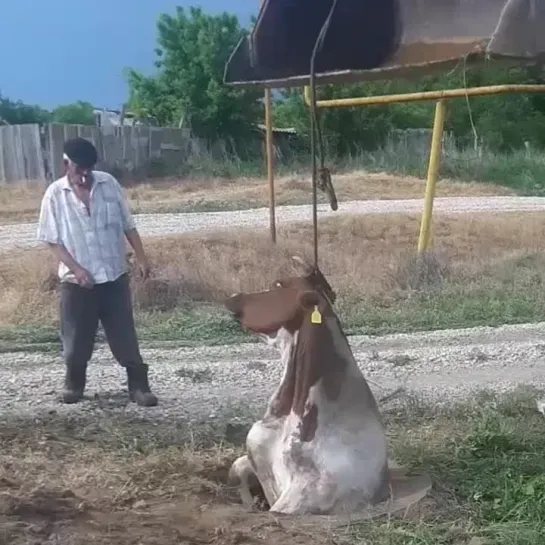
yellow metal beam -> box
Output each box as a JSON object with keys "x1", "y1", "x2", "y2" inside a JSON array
[
  {"x1": 303, "y1": 84, "x2": 545, "y2": 108},
  {"x1": 417, "y1": 100, "x2": 447, "y2": 254},
  {"x1": 264, "y1": 89, "x2": 276, "y2": 243}
]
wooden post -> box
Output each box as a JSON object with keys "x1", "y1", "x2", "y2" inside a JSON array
[
  {"x1": 260, "y1": 0, "x2": 276, "y2": 243},
  {"x1": 264, "y1": 88, "x2": 276, "y2": 243}
]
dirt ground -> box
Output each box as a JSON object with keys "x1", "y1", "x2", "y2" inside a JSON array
[
  {"x1": 0, "y1": 368, "x2": 450, "y2": 545},
  {"x1": 0, "y1": 416, "x2": 342, "y2": 545},
  {"x1": 2, "y1": 380, "x2": 449, "y2": 545},
  {"x1": 0, "y1": 171, "x2": 511, "y2": 225}
]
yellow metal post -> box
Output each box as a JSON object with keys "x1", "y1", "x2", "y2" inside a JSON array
[
  {"x1": 264, "y1": 88, "x2": 276, "y2": 243},
  {"x1": 417, "y1": 99, "x2": 447, "y2": 253}
]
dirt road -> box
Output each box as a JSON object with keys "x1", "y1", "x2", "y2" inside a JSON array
[
  {"x1": 2, "y1": 321, "x2": 545, "y2": 426},
  {"x1": 1, "y1": 195, "x2": 545, "y2": 252}
]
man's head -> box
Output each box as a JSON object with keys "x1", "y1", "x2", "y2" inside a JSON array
[{"x1": 63, "y1": 137, "x2": 98, "y2": 187}]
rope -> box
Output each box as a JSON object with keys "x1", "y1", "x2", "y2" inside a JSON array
[{"x1": 308, "y1": 0, "x2": 340, "y2": 271}]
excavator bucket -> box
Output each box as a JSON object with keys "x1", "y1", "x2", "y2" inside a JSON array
[{"x1": 224, "y1": 0, "x2": 545, "y2": 88}]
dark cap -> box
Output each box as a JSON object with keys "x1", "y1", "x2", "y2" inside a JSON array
[{"x1": 63, "y1": 137, "x2": 98, "y2": 169}]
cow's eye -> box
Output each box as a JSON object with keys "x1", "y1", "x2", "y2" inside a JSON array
[{"x1": 275, "y1": 281, "x2": 282, "y2": 287}]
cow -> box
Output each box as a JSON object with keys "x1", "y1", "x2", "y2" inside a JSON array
[{"x1": 224, "y1": 257, "x2": 391, "y2": 516}]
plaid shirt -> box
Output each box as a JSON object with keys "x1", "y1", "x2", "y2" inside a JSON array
[{"x1": 37, "y1": 170, "x2": 136, "y2": 284}]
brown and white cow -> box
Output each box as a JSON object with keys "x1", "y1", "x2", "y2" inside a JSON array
[{"x1": 224, "y1": 259, "x2": 391, "y2": 515}]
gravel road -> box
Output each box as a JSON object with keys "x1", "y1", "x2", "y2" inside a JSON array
[
  {"x1": 2, "y1": 321, "x2": 545, "y2": 426},
  {"x1": 2, "y1": 195, "x2": 545, "y2": 252}
]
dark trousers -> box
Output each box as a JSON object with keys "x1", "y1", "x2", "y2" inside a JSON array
[{"x1": 60, "y1": 273, "x2": 144, "y2": 374}]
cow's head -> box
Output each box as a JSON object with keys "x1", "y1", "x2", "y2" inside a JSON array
[
  {"x1": 225, "y1": 256, "x2": 336, "y2": 344},
  {"x1": 226, "y1": 257, "x2": 350, "y2": 431}
]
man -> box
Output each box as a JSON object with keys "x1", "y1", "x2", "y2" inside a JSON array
[{"x1": 37, "y1": 137, "x2": 158, "y2": 407}]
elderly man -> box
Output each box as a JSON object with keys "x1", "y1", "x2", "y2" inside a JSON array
[{"x1": 37, "y1": 137, "x2": 158, "y2": 407}]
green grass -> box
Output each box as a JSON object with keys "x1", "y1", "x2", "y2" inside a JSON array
[
  {"x1": 2, "y1": 287, "x2": 544, "y2": 354},
  {"x1": 134, "y1": 304, "x2": 253, "y2": 344},
  {"x1": 0, "y1": 306, "x2": 255, "y2": 354},
  {"x1": 348, "y1": 388, "x2": 545, "y2": 545},
  {"x1": 352, "y1": 147, "x2": 545, "y2": 196},
  {"x1": 3, "y1": 268, "x2": 545, "y2": 353},
  {"x1": 341, "y1": 287, "x2": 545, "y2": 336}
]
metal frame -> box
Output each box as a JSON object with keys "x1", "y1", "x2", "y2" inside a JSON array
[{"x1": 260, "y1": 83, "x2": 545, "y2": 250}]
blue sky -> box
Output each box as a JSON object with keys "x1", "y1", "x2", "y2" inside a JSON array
[{"x1": 0, "y1": 0, "x2": 252, "y2": 111}]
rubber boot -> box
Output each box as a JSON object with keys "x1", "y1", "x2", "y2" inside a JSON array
[
  {"x1": 62, "y1": 362, "x2": 87, "y2": 404},
  {"x1": 127, "y1": 364, "x2": 158, "y2": 407}
]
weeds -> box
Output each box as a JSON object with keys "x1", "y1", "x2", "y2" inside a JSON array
[{"x1": 349, "y1": 388, "x2": 545, "y2": 544}]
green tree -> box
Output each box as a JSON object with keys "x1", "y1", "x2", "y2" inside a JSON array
[
  {"x1": 274, "y1": 64, "x2": 545, "y2": 155},
  {"x1": 0, "y1": 92, "x2": 51, "y2": 124},
  {"x1": 127, "y1": 6, "x2": 262, "y2": 148},
  {"x1": 51, "y1": 101, "x2": 95, "y2": 125}
]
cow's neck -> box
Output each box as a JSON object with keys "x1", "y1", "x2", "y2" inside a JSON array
[
  {"x1": 267, "y1": 329, "x2": 298, "y2": 417},
  {"x1": 269, "y1": 311, "x2": 353, "y2": 420}
]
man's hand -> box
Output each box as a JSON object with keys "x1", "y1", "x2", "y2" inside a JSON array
[
  {"x1": 125, "y1": 228, "x2": 150, "y2": 281},
  {"x1": 46, "y1": 243, "x2": 94, "y2": 288},
  {"x1": 74, "y1": 265, "x2": 94, "y2": 289},
  {"x1": 137, "y1": 256, "x2": 151, "y2": 281}
]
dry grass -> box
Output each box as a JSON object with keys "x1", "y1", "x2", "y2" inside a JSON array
[
  {"x1": 1, "y1": 211, "x2": 544, "y2": 331},
  {"x1": 0, "y1": 179, "x2": 49, "y2": 225},
  {"x1": 0, "y1": 171, "x2": 511, "y2": 225},
  {"x1": 126, "y1": 171, "x2": 510, "y2": 214}
]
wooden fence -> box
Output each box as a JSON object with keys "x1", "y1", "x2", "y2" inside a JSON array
[{"x1": 0, "y1": 123, "x2": 196, "y2": 184}]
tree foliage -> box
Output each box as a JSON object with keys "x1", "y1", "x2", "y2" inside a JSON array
[
  {"x1": 127, "y1": 6, "x2": 262, "y2": 147},
  {"x1": 51, "y1": 101, "x2": 95, "y2": 125},
  {"x1": 125, "y1": 4, "x2": 545, "y2": 155},
  {"x1": 274, "y1": 65, "x2": 545, "y2": 155},
  {"x1": 0, "y1": 94, "x2": 95, "y2": 126},
  {"x1": 0, "y1": 93, "x2": 50, "y2": 125}
]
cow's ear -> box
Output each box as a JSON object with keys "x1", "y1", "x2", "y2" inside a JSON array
[
  {"x1": 292, "y1": 255, "x2": 313, "y2": 275},
  {"x1": 298, "y1": 290, "x2": 320, "y2": 310},
  {"x1": 225, "y1": 293, "x2": 244, "y2": 314}
]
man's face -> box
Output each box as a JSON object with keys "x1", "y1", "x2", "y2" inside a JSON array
[{"x1": 65, "y1": 160, "x2": 93, "y2": 187}]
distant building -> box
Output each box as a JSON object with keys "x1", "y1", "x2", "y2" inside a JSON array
[{"x1": 92, "y1": 107, "x2": 139, "y2": 128}]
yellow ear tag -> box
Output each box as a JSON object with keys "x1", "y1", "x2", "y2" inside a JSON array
[{"x1": 311, "y1": 306, "x2": 322, "y2": 324}]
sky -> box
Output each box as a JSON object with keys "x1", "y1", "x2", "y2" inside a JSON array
[{"x1": 0, "y1": 0, "x2": 252, "y2": 111}]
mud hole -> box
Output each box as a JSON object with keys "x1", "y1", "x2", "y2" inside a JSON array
[{"x1": 0, "y1": 416, "x2": 340, "y2": 545}]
